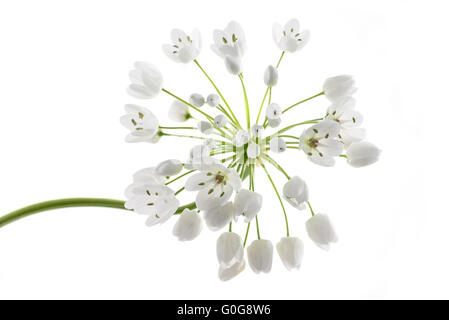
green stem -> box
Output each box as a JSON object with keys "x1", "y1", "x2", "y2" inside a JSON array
[
  {"x1": 243, "y1": 222, "x2": 251, "y2": 247},
  {"x1": 256, "y1": 87, "x2": 270, "y2": 124},
  {"x1": 261, "y1": 164, "x2": 290, "y2": 237},
  {"x1": 193, "y1": 59, "x2": 242, "y2": 129},
  {"x1": 0, "y1": 198, "x2": 197, "y2": 229},
  {"x1": 263, "y1": 154, "x2": 291, "y2": 180},
  {"x1": 162, "y1": 88, "x2": 213, "y2": 121},
  {"x1": 166, "y1": 170, "x2": 196, "y2": 185},
  {"x1": 307, "y1": 201, "x2": 315, "y2": 216},
  {"x1": 162, "y1": 133, "x2": 205, "y2": 140},
  {"x1": 159, "y1": 126, "x2": 196, "y2": 130},
  {"x1": 238, "y1": 73, "x2": 251, "y2": 130},
  {"x1": 282, "y1": 91, "x2": 325, "y2": 114},
  {"x1": 276, "y1": 51, "x2": 285, "y2": 68},
  {"x1": 269, "y1": 118, "x2": 323, "y2": 139}
]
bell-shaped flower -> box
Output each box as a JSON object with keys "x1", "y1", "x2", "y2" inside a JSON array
[
  {"x1": 197, "y1": 121, "x2": 213, "y2": 135},
  {"x1": 299, "y1": 120, "x2": 344, "y2": 167},
  {"x1": 282, "y1": 176, "x2": 309, "y2": 210},
  {"x1": 323, "y1": 75, "x2": 357, "y2": 102},
  {"x1": 120, "y1": 104, "x2": 160, "y2": 143},
  {"x1": 234, "y1": 189, "x2": 263, "y2": 222},
  {"x1": 185, "y1": 163, "x2": 241, "y2": 211},
  {"x1": 276, "y1": 237, "x2": 304, "y2": 271},
  {"x1": 346, "y1": 141, "x2": 381, "y2": 168},
  {"x1": 264, "y1": 65, "x2": 278, "y2": 87},
  {"x1": 203, "y1": 201, "x2": 234, "y2": 231},
  {"x1": 270, "y1": 137, "x2": 286, "y2": 153},
  {"x1": 247, "y1": 239, "x2": 273, "y2": 274},
  {"x1": 156, "y1": 159, "x2": 183, "y2": 177},
  {"x1": 266, "y1": 103, "x2": 282, "y2": 120},
  {"x1": 125, "y1": 183, "x2": 179, "y2": 227},
  {"x1": 218, "y1": 260, "x2": 246, "y2": 281},
  {"x1": 124, "y1": 167, "x2": 165, "y2": 199},
  {"x1": 127, "y1": 62, "x2": 163, "y2": 99},
  {"x1": 216, "y1": 232, "x2": 244, "y2": 268},
  {"x1": 214, "y1": 114, "x2": 228, "y2": 128},
  {"x1": 168, "y1": 100, "x2": 191, "y2": 122},
  {"x1": 162, "y1": 29, "x2": 202, "y2": 63},
  {"x1": 172, "y1": 209, "x2": 202, "y2": 241},
  {"x1": 325, "y1": 97, "x2": 365, "y2": 146},
  {"x1": 189, "y1": 93, "x2": 205, "y2": 107},
  {"x1": 211, "y1": 21, "x2": 247, "y2": 59},
  {"x1": 306, "y1": 214, "x2": 338, "y2": 251},
  {"x1": 267, "y1": 117, "x2": 282, "y2": 128},
  {"x1": 251, "y1": 124, "x2": 264, "y2": 138},
  {"x1": 233, "y1": 130, "x2": 249, "y2": 147},
  {"x1": 272, "y1": 18, "x2": 310, "y2": 53},
  {"x1": 207, "y1": 94, "x2": 220, "y2": 107}
]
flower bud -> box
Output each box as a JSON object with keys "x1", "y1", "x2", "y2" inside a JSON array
[
  {"x1": 345, "y1": 141, "x2": 380, "y2": 168},
  {"x1": 216, "y1": 232, "x2": 244, "y2": 268},
  {"x1": 172, "y1": 209, "x2": 202, "y2": 241},
  {"x1": 251, "y1": 124, "x2": 264, "y2": 138},
  {"x1": 204, "y1": 202, "x2": 234, "y2": 231},
  {"x1": 207, "y1": 94, "x2": 220, "y2": 107},
  {"x1": 266, "y1": 103, "x2": 282, "y2": 120},
  {"x1": 234, "y1": 189, "x2": 263, "y2": 222},
  {"x1": 269, "y1": 137, "x2": 286, "y2": 153},
  {"x1": 323, "y1": 75, "x2": 357, "y2": 102},
  {"x1": 306, "y1": 214, "x2": 338, "y2": 251},
  {"x1": 168, "y1": 100, "x2": 190, "y2": 122},
  {"x1": 264, "y1": 65, "x2": 278, "y2": 87},
  {"x1": 156, "y1": 159, "x2": 183, "y2": 176},
  {"x1": 189, "y1": 93, "x2": 205, "y2": 107},
  {"x1": 276, "y1": 237, "x2": 304, "y2": 271},
  {"x1": 197, "y1": 121, "x2": 213, "y2": 134},
  {"x1": 247, "y1": 239, "x2": 273, "y2": 274},
  {"x1": 282, "y1": 176, "x2": 309, "y2": 210},
  {"x1": 214, "y1": 114, "x2": 228, "y2": 128}
]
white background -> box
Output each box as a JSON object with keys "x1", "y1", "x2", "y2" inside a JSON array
[{"x1": 0, "y1": 0, "x2": 447, "y2": 299}]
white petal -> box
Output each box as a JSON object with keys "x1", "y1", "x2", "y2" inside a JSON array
[
  {"x1": 264, "y1": 65, "x2": 278, "y2": 87},
  {"x1": 276, "y1": 237, "x2": 304, "y2": 271},
  {"x1": 234, "y1": 189, "x2": 263, "y2": 222},
  {"x1": 216, "y1": 232, "x2": 244, "y2": 268},
  {"x1": 172, "y1": 209, "x2": 202, "y2": 241},
  {"x1": 224, "y1": 56, "x2": 241, "y2": 75},
  {"x1": 189, "y1": 93, "x2": 205, "y2": 107},
  {"x1": 207, "y1": 94, "x2": 220, "y2": 107},
  {"x1": 196, "y1": 183, "x2": 232, "y2": 211},
  {"x1": 185, "y1": 172, "x2": 213, "y2": 191},
  {"x1": 156, "y1": 159, "x2": 183, "y2": 176},
  {"x1": 246, "y1": 143, "x2": 260, "y2": 159},
  {"x1": 218, "y1": 260, "x2": 245, "y2": 281},
  {"x1": 346, "y1": 141, "x2": 381, "y2": 167},
  {"x1": 204, "y1": 202, "x2": 234, "y2": 231},
  {"x1": 306, "y1": 214, "x2": 338, "y2": 251},
  {"x1": 269, "y1": 137, "x2": 286, "y2": 153},
  {"x1": 247, "y1": 239, "x2": 273, "y2": 274},
  {"x1": 266, "y1": 103, "x2": 282, "y2": 120}
]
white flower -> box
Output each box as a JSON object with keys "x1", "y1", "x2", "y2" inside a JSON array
[
  {"x1": 247, "y1": 143, "x2": 260, "y2": 159},
  {"x1": 266, "y1": 103, "x2": 282, "y2": 120},
  {"x1": 264, "y1": 65, "x2": 278, "y2": 87},
  {"x1": 247, "y1": 239, "x2": 273, "y2": 274},
  {"x1": 127, "y1": 62, "x2": 163, "y2": 99},
  {"x1": 125, "y1": 183, "x2": 179, "y2": 227},
  {"x1": 216, "y1": 232, "x2": 244, "y2": 268},
  {"x1": 306, "y1": 214, "x2": 338, "y2": 251},
  {"x1": 282, "y1": 176, "x2": 309, "y2": 210},
  {"x1": 346, "y1": 141, "x2": 381, "y2": 168},
  {"x1": 189, "y1": 93, "x2": 205, "y2": 107},
  {"x1": 120, "y1": 104, "x2": 160, "y2": 143},
  {"x1": 219, "y1": 260, "x2": 246, "y2": 281},
  {"x1": 326, "y1": 97, "x2": 365, "y2": 145},
  {"x1": 156, "y1": 159, "x2": 183, "y2": 177},
  {"x1": 172, "y1": 209, "x2": 202, "y2": 241},
  {"x1": 276, "y1": 237, "x2": 304, "y2": 271},
  {"x1": 234, "y1": 189, "x2": 263, "y2": 222},
  {"x1": 233, "y1": 130, "x2": 249, "y2": 147},
  {"x1": 162, "y1": 29, "x2": 202, "y2": 63},
  {"x1": 168, "y1": 100, "x2": 191, "y2": 122},
  {"x1": 251, "y1": 124, "x2": 264, "y2": 138},
  {"x1": 207, "y1": 94, "x2": 220, "y2": 107},
  {"x1": 224, "y1": 56, "x2": 241, "y2": 75},
  {"x1": 185, "y1": 163, "x2": 241, "y2": 211},
  {"x1": 204, "y1": 201, "x2": 234, "y2": 231},
  {"x1": 124, "y1": 167, "x2": 165, "y2": 198},
  {"x1": 184, "y1": 145, "x2": 217, "y2": 170},
  {"x1": 267, "y1": 117, "x2": 282, "y2": 128},
  {"x1": 323, "y1": 75, "x2": 357, "y2": 102},
  {"x1": 299, "y1": 120, "x2": 344, "y2": 167},
  {"x1": 197, "y1": 121, "x2": 213, "y2": 135},
  {"x1": 211, "y1": 21, "x2": 247, "y2": 59},
  {"x1": 214, "y1": 114, "x2": 228, "y2": 128},
  {"x1": 272, "y1": 19, "x2": 310, "y2": 53},
  {"x1": 269, "y1": 137, "x2": 286, "y2": 153}
]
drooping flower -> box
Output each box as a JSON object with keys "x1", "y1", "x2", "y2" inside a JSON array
[
  {"x1": 216, "y1": 232, "x2": 244, "y2": 268},
  {"x1": 269, "y1": 137, "x2": 286, "y2": 153},
  {"x1": 168, "y1": 100, "x2": 191, "y2": 122},
  {"x1": 127, "y1": 62, "x2": 163, "y2": 99},
  {"x1": 267, "y1": 117, "x2": 282, "y2": 128},
  {"x1": 266, "y1": 103, "x2": 282, "y2": 120},
  {"x1": 325, "y1": 96, "x2": 365, "y2": 146},
  {"x1": 172, "y1": 209, "x2": 202, "y2": 241},
  {"x1": 264, "y1": 65, "x2": 278, "y2": 87},
  {"x1": 125, "y1": 183, "x2": 179, "y2": 227},
  {"x1": 219, "y1": 260, "x2": 246, "y2": 281},
  {"x1": 282, "y1": 176, "x2": 309, "y2": 210},
  {"x1": 345, "y1": 141, "x2": 381, "y2": 167},
  {"x1": 206, "y1": 94, "x2": 220, "y2": 107},
  {"x1": 247, "y1": 239, "x2": 273, "y2": 274},
  {"x1": 276, "y1": 237, "x2": 304, "y2": 271},
  {"x1": 185, "y1": 163, "x2": 241, "y2": 211},
  {"x1": 120, "y1": 104, "x2": 160, "y2": 143},
  {"x1": 305, "y1": 214, "x2": 338, "y2": 251},
  {"x1": 299, "y1": 120, "x2": 344, "y2": 167},
  {"x1": 233, "y1": 189, "x2": 263, "y2": 222},
  {"x1": 203, "y1": 201, "x2": 234, "y2": 231},
  {"x1": 162, "y1": 29, "x2": 202, "y2": 63},
  {"x1": 272, "y1": 19, "x2": 310, "y2": 53},
  {"x1": 189, "y1": 93, "x2": 205, "y2": 107},
  {"x1": 156, "y1": 159, "x2": 183, "y2": 177},
  {"x1": 323, "y1": 75, "x2": 357, "y2": 102}
]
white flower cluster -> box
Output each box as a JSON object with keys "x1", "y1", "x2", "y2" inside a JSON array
[{"x1": 121, "y1": 19, "x2": 380, "y2": 280}]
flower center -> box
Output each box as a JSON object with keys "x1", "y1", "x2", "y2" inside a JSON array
[
  {"x1": 308, "y1": 138, "x2": 319, "y2": 148},
  {"x1": 215, "y1": 174, "x2": 225, "y2": 184}
]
